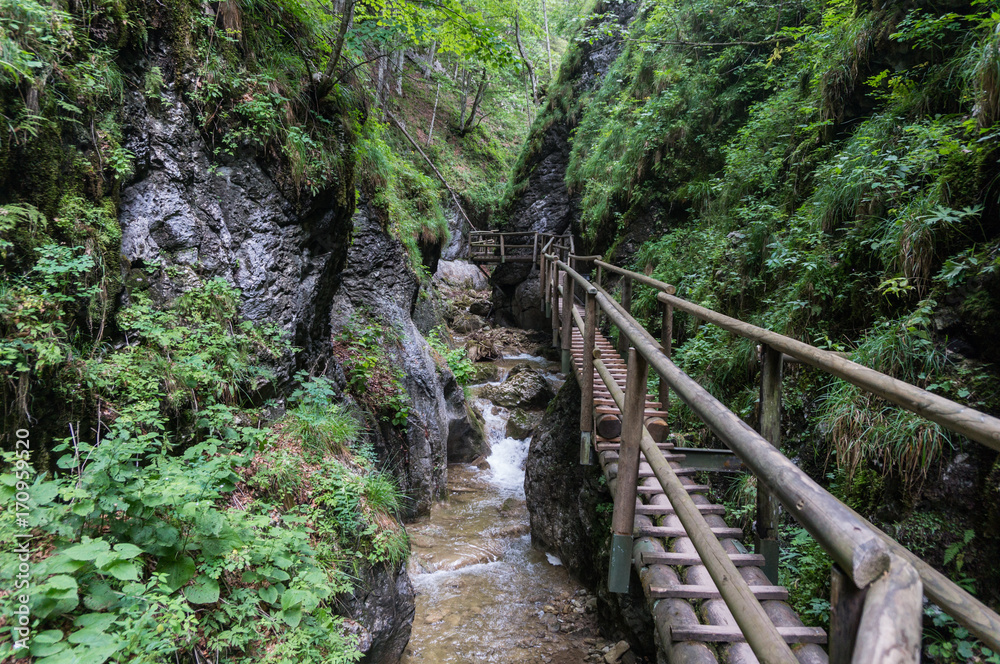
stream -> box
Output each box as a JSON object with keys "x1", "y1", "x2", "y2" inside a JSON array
[{"x1": 400, "y1": 355, "x2": 606, "y2": 663}]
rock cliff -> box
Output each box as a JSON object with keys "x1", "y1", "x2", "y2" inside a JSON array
[
  {"x1": 492, "y1": 0, "x2": 639, "y2": 329},
  {"x1": 525, "y1": 375, "x2": 656, "y2": 659}
]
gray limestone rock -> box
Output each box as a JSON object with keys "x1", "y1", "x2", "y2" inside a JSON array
[
  {"x1": 506, "y1": 408, "x2": 543, "y2": 440},
  {"x1": 119, "y1": 85, "x2": 353, "y2": 375},
  {"x1": 480, "y1": 363, "x2": 555, "y2": 408},
  {"x1": 436, "y1": 259, "x2": 488, "y2": 290},
  {"x1": 330, "y1": 204, "x2": 485, "y2": 517}
]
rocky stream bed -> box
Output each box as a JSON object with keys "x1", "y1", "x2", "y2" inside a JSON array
[{"x1": 398, "y1": 353, "x2": 640, "y2": 664}]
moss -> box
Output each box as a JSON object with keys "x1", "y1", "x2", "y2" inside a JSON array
[{"x1": 18, "y1": 118, "x2": 65, "y2": 218}]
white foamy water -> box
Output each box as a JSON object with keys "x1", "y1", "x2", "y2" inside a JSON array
[
  {"x1": 487, "y1": 435, "x2": 531, "y2": 497},
  {"x1": 474, "y1": 397, "x2": 531, "y2": 497}
]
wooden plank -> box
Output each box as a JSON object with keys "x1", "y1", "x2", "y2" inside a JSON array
[
  {"x1": 668, "y1": 625, "x2": 827, "y2": 645},
  {"x1": 640, "y1": 551, "x2": 764, "y2": 566},
  {"x1": 596, "y1": 406, "x2": 669, "y2": 417},
  {"x1": 636, "y1": 525, "x2": 745, "y2": 539},
  {"x1": 649, "y1": 585, "x2": 789, "y2": 601}
]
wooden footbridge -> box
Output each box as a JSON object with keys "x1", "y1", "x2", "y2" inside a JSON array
[{"x1": 469, "y1": 231, "x2": 1000, "y2": 663}]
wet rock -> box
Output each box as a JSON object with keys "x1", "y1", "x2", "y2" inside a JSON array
[
  {"x1": 343, "y1": 619, "x2": 373, "y2": 653},
  {"x1": 440, "y1": 209, "x2": 470, "y2": 261},
  {"x1": 481, "y1": 363, "x2": 555, "y2": 408},
  {"x1": 451, "y1": 311, "x2": 488, "y2": 333},
  {"x1": 469, "y1": 298, "x2": 492, "y2": 317},
  {"x1": 604, "y1": 641, "x2": 630, "y2": 663},
  {"x1": 330, "y1": 205, "x2": 484, "y2": 514},
  {"x1": 343, "y1": 561, "x2": 415, "y2": 664},
  {"x1": 526, "y1": 375, "x2": 656, "y2": 659},
  {"x1": 506, "y1": 407, "x2": 543, "y2": 439},
  {"x1": 436, "y1": 259, "x2": 488, "y2": 290},
  {"x1": 119, "y1": 84, "x2": 354, "y2": 379}
]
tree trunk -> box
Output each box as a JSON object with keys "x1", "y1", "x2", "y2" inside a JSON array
[
  {"x1": 375, "y1": 50, "x2": 388, "y2": 112},
  {"x1": 427, "y1": 81, "x2": 440, "y2": 145},
  {"x1": 457, "y1": 67, "x2": 470, "y2": 129},
  {"x1": 514, "y1": 12, "x2": 538, "y2": 104},
  {"x1": 395, "y1": 50, "x2": 404, "y2": 95},
  {"x1": 542, "y1": 0, "x2": 553, "y2": 78},
  {"x1": 322, "y1": 0, "x2": 356, "y2": 86},
  {"x1": 425, "y1": 40, "x2": 437, "y2": 76},
  {"x1": 461, "y1": 68, "x2": 488, "y2": 135}
]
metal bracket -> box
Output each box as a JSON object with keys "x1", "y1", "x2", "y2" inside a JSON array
[
  {"x1": 608, "y1": 533, "x2": 633, "y2": 593},
  {"x1": 579, "y1": 431, "x2": 594, "y2": 465}
]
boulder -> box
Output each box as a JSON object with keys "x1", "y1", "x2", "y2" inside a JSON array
[
  {"x1": 506, "y1": 408, "x2": 543, "y2": 440},
  {"x1": 435, "y1": 259, "x2": 488, "y2": 290},
  {"x1": 468, "y1": 298, "x2": 492, "y2": 317},
  {"x1": 451, "y1": 312, "x2": 487, "y2": 333},
  {"x1": 480, "y1": 363, "x2": 554, "y2": 409}
]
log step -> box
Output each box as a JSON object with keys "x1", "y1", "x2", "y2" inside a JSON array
[
  {"x1": 634, "y1": 503, "x2": 722, "y2": 516},
  {"x1": 636, "y1": 468, "x2": 696, "y2": 478},
  {"x1": 596, "y1": 406, "x2": 670, "y2": 418},
  {"x1": 596, "y1": 442, "x2": 675, "y2": 451},
  {"x1": 636, "y1": 526, "x2": 744, "y2": 539},
  {"x1": 649, "y1": 585, "x2": 788, "y2": 601},
  {"x1": 601, "y1": 452, "x2": 686, "y2": 462},
  {"x1": 640, "y1": 551, "x2": 763, "y2": 566},
  {"x1": 637, "y1": 484, "x2": 710, "y2": 494},
  {"x1": 669, "y1": 625, "x2": 827, "y2": 644}
]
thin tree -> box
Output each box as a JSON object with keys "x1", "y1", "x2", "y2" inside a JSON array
[
  {"x1": 427, "y1": 80, "x2": 441, "y2": 144},
  {"x1": 541, "y1": 0, "x2": 553, "y2": 77},
  {"x1": 514, "y1": 11, "x2": 537, "y2": 104},
  {"x1": 460, "y1": 68, "x2": 489, "y2": 135}
]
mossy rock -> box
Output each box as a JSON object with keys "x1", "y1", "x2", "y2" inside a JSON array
[
  {"x1": 506, "y1": 408, "x2": 543, "y2": 440},
  {"x1": 480, "y1": 363, "x2": 554, "y2": 409}
]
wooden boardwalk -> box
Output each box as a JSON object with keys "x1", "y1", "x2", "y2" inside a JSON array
[
  {"x1": 564, "y1": 296, "x2": 829, "y2": 663},
  {"x1": 468, "y1": 230, "x2": 1000, "y2": 662}
]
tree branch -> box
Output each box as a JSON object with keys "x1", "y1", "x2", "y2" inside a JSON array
[{"x1": 627, "y1": 35, "x2": 793, "y2": 48}]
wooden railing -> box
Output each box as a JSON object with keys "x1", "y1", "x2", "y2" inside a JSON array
[
  {"x1": 468, "y1": 230, "x2": 573, "y2": 265},
  {"x1": 529, "y1": 235, "x2": 1000, "y2": 662}
]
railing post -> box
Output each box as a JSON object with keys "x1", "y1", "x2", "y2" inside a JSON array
[
  {"x1": 580, "y1": 290, "x2": 597, "y2": 465},
  {"x1": 658, "y1": 301, "x2": 673, "y2": 412},
  {"x1": 540, "y1": 253, "x2": 548, "y2": 317},
  {"x1": 609, "y1": 348, "x2": 647, "y2": 593},
  {"x1": 560, "y1": 269, "x2": 572, "y2": 374},
  {"x1": 500, "y1": 234, "x2": 505, "y2": 263},
  {"x1": 756, "y1": 343, "x2": 782, "y2": 584},
  {"x1": 551, "y1": 264, "x2": 560, "y2": 347},
  {"x1": 532, "y1": 232, "x2": 538, "y2": 265},
  {"x1": 851, "y1": 554, "x2": 922, "y2": 664},
  {"x1": 616, "y1": 278, "x2": 632, "y2": 357},
  {"x1": 829, "y1": 564, "x2": 868, "y2": 664}
]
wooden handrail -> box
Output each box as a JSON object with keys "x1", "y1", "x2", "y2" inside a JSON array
[
  {"x1": 512, "y1": 231, "x2": 1000, "y2": 658},
  {"x1": 594, "y1": 259, "x2": 678, "y2": 295},
  {"x1": 656, "y1": 291, "x2": 1000, "y2": 453},
  {"x1": 595, "y1": 289, "x2": 891, "y2": 588}
]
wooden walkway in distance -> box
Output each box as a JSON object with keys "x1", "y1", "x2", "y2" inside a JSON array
[{"x1": 565, "y1": 298, "x2": 829, "y2": 663}]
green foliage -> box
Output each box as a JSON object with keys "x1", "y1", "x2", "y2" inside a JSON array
[
  {"x1": 333, "y1": 313, "x2": 412, "y2": 426},
  {"x1": 359, "y1": 120, "x2": 449, "y2": 270},
  {"x1": 427, "y1": 326, "x2": 476, "y2": 384},
  {"x1": 286, "y1": 375, "x2": 362, "y2": 457},
  {"x1": 778, "y1": 526, "x2": 832, "y2": 630},
  {"x1": 0, "y1": 281, "x2": 386, "y2": 663}
]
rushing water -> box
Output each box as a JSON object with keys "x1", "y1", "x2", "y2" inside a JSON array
[{"x1": 400, "y1": 357, "x2": 601, "y2": 663}]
